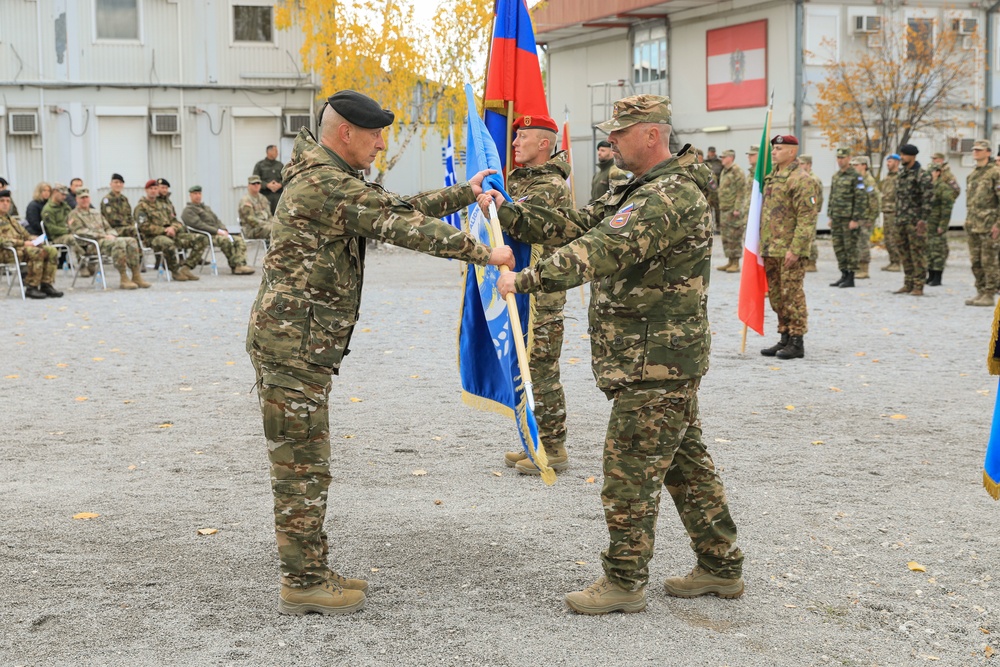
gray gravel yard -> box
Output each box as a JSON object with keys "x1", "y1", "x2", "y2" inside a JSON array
[{"x1": 1, "y1": 236, "x2": 998, "y2": 666}]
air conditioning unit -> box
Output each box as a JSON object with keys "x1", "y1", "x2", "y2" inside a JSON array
[
  {"x1": 948, "y1": 137, "x2": 975, "y2": 154},
  {"x1": 151, "y1": 112, "x2": 180, "y2": 135},
  {"x1": 853, "y1": 15, "x2": 882, "y2": 34},
  {"x1": 283, "y1": 112, "x2": 311, "y2": 136},
  {"x1": 952, "y1": 18, "x2": 978, "y2": 35},
  {"x1": 8, "y1": 111, "x2": 39, "y2": 136}
]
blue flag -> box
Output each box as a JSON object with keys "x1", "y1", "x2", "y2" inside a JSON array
[
  {"x1": 986, "y1": 382, "x2": 1000, "y2": 499},
  {"x1": 456, "y1": 84, "x2": 552, "y2": 484},
  {"x1": 443, "y1": 127, "x2": 460, "y2": 230}
]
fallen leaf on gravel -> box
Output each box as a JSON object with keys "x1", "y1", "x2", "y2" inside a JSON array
[
  {"x1": 492, "y1": 471, "x2": 502, "y2": 477},
  {"x1": 856, "y1": 352, "x2": 866, "y2": 357},
  {"x1": 194, "y1": 451, "x2": 204, "y2": 455},
  {"x1": 872, "y1": 359, "x2": 880, "y2": 363},
  {"x1": 44, "y1": 375, "x2": 57, "y2": 380},
  {"x1": 784, "y1": 604, "x2": 797, "y2": 608},
  {"x1": 812, "y1": 440, "x2": 824, "y2": 445},
  {"x1": 73, "y1": 512, "x2": 100, "y2": 520},
  {"x1": 579, "y1": 334, "x2": 590, "y2": 339},
  {"x1": 226, "y1": 361, "x2": 236, "y2": 366},
  {"x1": 567, "y1": 357, "x2": 581, "y2": 364},
  {"x1": 907, "y1": 561, "x2": 926, "y2": 572},
  {"x1": 350, "y1": 397, "x2": 363, "y2": 403},
  {"x1": 714, "y1": 438, "x2": 731, "y2": 443},
  {"x1": 978, "y1": 390, "x2": 990, "y2": 396},
  {"x1": 49, "y1": 431, "x2": 64, "y2": 435},
  {"x1": 92, "y1": 357, "x2": 104, "y2": 362},
  {"x1": 585, "y1": 477, "x2": 596, "y2": 483},
  {"x1": 785, "y1": 405, "x2": 795, "y2": 411},
  {"x1": 768, "y1": 366, "x2": 781, "y2": 371},
  {"x1": 75, "y1": 396, "x2": 88, "y2": 402},
  {"x1": 575, "y1": 561, "x2": 587, "y2": 565},
  {"x1": 412, "y1": 469, "x2": 427, "y2": 476},
  {"x1": 4, "y1": 375, "x2": 18, "y2": 379},
  {"x1": 431, "y1": 436, "x2": 442, "y2": 441},
  {"x1": 410, "y1": 375, "x2": 420, "y2": 379},
  {"x1": 890, "y1": 414, "x2": 907, "y2": 420},
  {"x1": 383, "y1": 350, "x2": 393, "y2": 354},
  {"x1": 110, "y1": 348, "x2": 120, "y2": 352},
  {"x1": 56, "y1": 363, "x2": 68, "y2": 368},
  {"x1": 343, "y1": 434, "x2": 355, "y2": 439},
  {"x1": 196, "y1": 528, "x2": 218, "y2": 536},
  {"x1": 157, "y1": 423, "x2": 173, "y2": 428},
  {"x1": 128, "y1": 465, "x2": 137, "y2": 471},
  {"x1": 434, "y1": 500, "x2": 443, "y2": 505},
  {"x1": 370, "y1": 567, "x2": 380, "y2": 572},
  {"x1": 423, "y1": 309, "x2": 431, "y2": 314},
  {"x1": 920, "y1": 353, "x2": 929, "y2": 358},
  {"x1": 829, "y1": 387, "x2": 842, "y2": 392},
  {"x1": 960, "y1": 373, "x2": 969, "y2": 377},
  {"x1": 986, "y1": 646, "x2": 995, "y2": 658},
  {"x1": 361, "y1": 328, "x2": 371, "y2": 333},
  {"x1": 982, "y1": 628, "x2": 992, "y2": 635},
  {"x1": 179, "y1": 387, "x2": 192, "y2": 392},
  {"x1": 123, "y1": 400, "x2": 132, "y2": 404},
  {"x1": 920, "y1": 657, "x2": 939, "y2": 661}
]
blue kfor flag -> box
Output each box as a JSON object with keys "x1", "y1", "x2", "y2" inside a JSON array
[
  {"x1": 443, "y1": 127, "x2": 460, "y2": 229},
  {"x1": 985, "y1": 306, "x2": 1000, "y2": 499},
  {"x1": 456, "y1": 84, "x2": 553, "y2": 484}
]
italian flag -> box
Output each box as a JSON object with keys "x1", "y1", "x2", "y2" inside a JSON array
[{"x1": 737, "y1": 109, "x2": 773, "y2": 336}]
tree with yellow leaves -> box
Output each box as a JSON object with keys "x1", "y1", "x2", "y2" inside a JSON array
[
  {"x1": 813, "y1": 17, "x2": 982, "y2": 175},
  {"x1": 276, "y1": 0, "x2": 494, "y2": 184}
]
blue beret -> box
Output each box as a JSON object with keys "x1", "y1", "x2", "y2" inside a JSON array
[
  {"x1": 328, "y1": 90, "x2": 395, "y2": 129},
  {"x1": 888, "y1": 154, "x2": 900, "y2": 161}
]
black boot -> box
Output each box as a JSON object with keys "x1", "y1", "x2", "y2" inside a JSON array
[
  {"x1": 776, "y1": 335, "x2": 805, "y2": 359},
  {"x1": 839, "y1": 272, "x2": 855, "y2": 288},
  {"x1": 761, "y1": 333, "x2": 790, "y2": 357},
  {"x1": 927, "y1": 270, "x2": 942, "y2": 287},
  {"x1": 24, "y1": 285, "x2": 47, "y2": 299},
  {"x1": 830, "y1": 271, "x2": 847, "y2": 287},
  {"x1": 40, "y1": 283, "x2": 63, "y2": 298}
]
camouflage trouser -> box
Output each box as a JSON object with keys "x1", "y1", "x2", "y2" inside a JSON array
[
  {"x1": 96, "y1": 237, "x2": 141, "y2": 270},
  {"x1": 763, "y1": 256, "x2": 808, "y2": 336},
  {"x1": 895, "y1": 223, "x2": 927, "y2": 290},
  {"x1": 529, "y1": 308, "x2": 566, "y2": 454},
  {"x1": 242, "y1": 219, "x2": 273, "y2": 241},
  {"x1": 51, "y1": 233, "x2": 86, "y2": 267},
  {"x1": 149, "y1": 232, "x2": 209, "y2": 272},
  {"x1": 968, "y1": 232, "x2": 1000, "y2": 294},
  {"x1": 882, "y1": 212, "x2": 899, "y2": 264},
  {"x1": 856, "y1": 220, "x2": 875, "y2": 266},
  {"x1": 926, "y1": 228, "x2": 949, "y2": 272},
  {"x1": 809, "y1": 238, "x2": 818, "y2": 263},
  {"x1": 600, "y1": 380, "x2": 743, "y2": 591},
  {"x1": 112, "y1": 225, "x2": 138, "y2": 240},
  {"x1": 1, "y1": 244, "x2": 57, "y2": 286},
  {"x1": 830, "y1": 218, "x2": 859, "y2": 272},
  {"x1": 215, "y1": 233, "x2": 248, "y2": 269},
  {"x1": 719, "y1": 208, "x2": 746, "y2": 260},
  {"x1": 252, "y1": 357, "x2": 336, "y2": 588}
]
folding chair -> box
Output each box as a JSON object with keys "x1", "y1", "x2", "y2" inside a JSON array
[
  {"x1": 71, "y1": 236, "x2": 108, "y2": 290},
  {"x1": 189, "y1": 227, "x2": 219, "y2": 276},
  {"x1": 1, "y1": 244, "x2": 26, "y2": 299},
  {"x1": 39, "y1": 220, "x2": 75, "y2": 277},
  {"x1": 233, "y1": 216, "x2": 268, "y2": 267},
  {"x1": 133, "y1": 222, "x2": 171, "y2": 282}
]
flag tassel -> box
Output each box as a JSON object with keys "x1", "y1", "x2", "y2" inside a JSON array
[{"x1": 985, "y1": 470, "x2": 1000, "y2": 500}]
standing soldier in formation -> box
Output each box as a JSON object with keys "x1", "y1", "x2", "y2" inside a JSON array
[
  {"x1": 964, "y1": 139, "x2": 1000, "y2": 306},
  {"x1": 880, "y1": 154, "x2": 901, "y2": 272},
  {"x1": 134, "y1": 179, "x2": 209, "y2": 282},
  {"x1": 827, "y1": 148, "x2": 867, "y2": 288},
  {"x1": 500, "y1": 114, "x2": 573, "y2": 476},
  {"x1": 590, "y1": 140, "x2": 627, "y2": 203},
  {"x1": 758, "y1": 135, "x2": 819, "y2": 361},
  {"x1": 797, "y1": 155, "x2": 822, "y2": 272},
  {"x1": 493, "y1": 94, "x2": 744, "y2": 615},
  {"x1": 704, "y1": 146, "x2": 724, "y2": 230},
  {"x1": 930, "y1": 152, "x2": 962, "y2": 195},
  {"x1": 100, "y1": 174, "x2": 136, "y2": 238},
  {"x1": 181, "y1": 186, "x2": 256, "y2": 275},
  {"x1": 850, "y1": 156, "x2": 880, "y2": 280},
  {"x1": 716, "y1": 149, "x2": 747, "y2": 272},
  {"x1": 68, "y1": 189, "x2": 150, "y2": 290},
  {"x1": 239, "y1": 175, "x2": 275, "y2": 241},
  {"x1": 926, "y1": 164, "x2": 956, "y2": 287},
  {"x1": 893, "y1": 144, "x2": 933, "y2": 296},
  {"x1": 253, "y1": 145, "x2": 285, "y2": 214},
  {"x1": 0, "y1": 189, "x2": 62, "y2": 299}
]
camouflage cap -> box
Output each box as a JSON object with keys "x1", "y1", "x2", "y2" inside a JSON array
[
  {"x1": 248, "y1": 175, "x2": 262, "y2": 184},
  {"x1": 973, "y1": 139, "x2": 992, "y2": 151},
  {"x1": 721, "y1": 149, "x2": 736, "y2": 158},
  {"x1": 596, "y1": 94, "x2": 672, "y2": 132},
  {"x1": 836, "y1": 147, "x2": 851, "y2": 158},
  {"x1": 76, "y1": 187, "x2": 91, "y2": 197},
  {"x1": 798, "y1": 154, "x2": 813, "y2": 164},
  {"x1": 52, "y1": 182, "x2": 69, "y2": 194},
  {"x1": 747, "y1": 145, "x2": 759, "y2": 155},
  {"x1": 931, "y1": 151, "x2": 946, "y2": 160},
  {"x1": 849, "y1": 156, "x2": 870, "y2": 167}
]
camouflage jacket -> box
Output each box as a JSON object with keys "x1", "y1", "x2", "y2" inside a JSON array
[
  {"x1": 498, "y1": 146, "x2": 714, "y2": 393},
  {"x1": 896, "y1": 162, "x2": 932, "y2": 226},
  {"x1": 590, "y1": 159, "x2": 629, "y2": 202},
  {"x1": 508, "y1": 151, "x2": 573, "y2": 313},
  {"x1": 41, "y1": 200, "x2": 72, "y2": 237},
  {"x1": 861, "y1": 172, "x2": 881, "y2": 227},
  {"x1": 158, "y1": 195, "x2": 178, "y2": 220},
  {"x1": 938, "y1": 164, "x2": 961, "y2": 197},
  {"x1": 68, "y1": 207, "x2": 116, "y2": 241},
  {"x1": 827, "y1": 166, "x2": 867, "y2": 221},
  {"x1": 245, "y1": 128, "x2": 492, "y2": 373},
  {"x1": 0, "y1": 212, "x2": 30, "y2": 247},
  {"x1": 181, "y1": 202, "x2": 225, "y2": 235},
  {"x1": 718, "y1": 163, "x2": 747, "y2": 212},
  {"x1": 965, "y1": 163, "x2": 1000, "y2": 234},
  {"x1": 742, "y1": 164, "x2": 760, "y2": 212},
  {"x1": 760, "y1": 159, "x2": 820, "y2": 258},
  {"x1": 807, "y1": 172, "x2": 824, "y2": 215},
  {"x1": 928, "y1": 177, "x2": 957, "y2": 234},
  {"x1": 101, "y1": 191, "x2": 134, "y2": 232},
  {"x1": 239, "y1": 192, "x2": 272, "y2": 237},
  {"x1": 879, "y1": 170, "x2": 898, "y2": 214},
  {"x1": 134, "y1": 197, "x2": 182, "y2": 240}
]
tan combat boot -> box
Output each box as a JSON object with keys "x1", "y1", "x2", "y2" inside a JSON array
[
  {"x1": 725, "y1": 260, "x2": 740, "y2": 273},
  {"x1": 565, "y1": 576, "x2": 646, "y2": 615},
  {"x1": 170, "y1": 268, "x2": 189, "y2": 281},
  {"x1": 179, "y1": 265, "x2": 200, "y2": 281},
  {"x1": 130, "y1": 265, "x2": 151, "y2": 288},
  {"x1": 804, "y1": 260, "x2": 818, "y2": 272},
  {"x1": 329, "y1": 571, "x2": 369, "y2": 593},
  {"x1": 909, "y1": 286, "x2": 924, "y2": 296},
  {"x1": 716, "y1": 259, "x2": 733, "y2": 271},
  {"x1": 233, "y1": 265, "x2": 256, "y2": 275},
  {"x1": 118, "y1": 266, "x2": 137, "y2": 290},
  {"x1": 856, "y1": 263, "x2": 869, "y2": 279},
  {"x1": 972, "y1": 292, "x2": 995, "y2": 307},
  {"x1": 503, "y1": 451, "x2": 528, "y2": 468},
  {"x1": 514, "y1": 446, "x2": 569, "y2": 475},
  {"x1": 883, "y1": 263, "x2": 901, "y2": 272},
  {"x1": 278, "y1": 580, "x2": 366, "y2": 615},
  {"x1": 664, "y1": 566, "x2": 744, "y2": 599}
]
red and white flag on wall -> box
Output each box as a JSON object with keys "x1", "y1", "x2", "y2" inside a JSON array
[{"x1": 706, "y1": 20, "x2": 767, "y2": 111}]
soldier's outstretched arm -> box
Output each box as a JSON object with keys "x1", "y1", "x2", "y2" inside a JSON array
[
  {"x1": 404, "y1": 168, "x2": 496, "y2": 219},
  {"x1": 493, "y1": 198, "x2": 603, "y2": 246}
]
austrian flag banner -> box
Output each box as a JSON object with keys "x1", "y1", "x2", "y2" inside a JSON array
[{"x1": 706, "y1": 20, "x2": 768, "y2": 111}]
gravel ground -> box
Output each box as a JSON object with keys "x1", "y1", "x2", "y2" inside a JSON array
[{"x1": 2, "y1": 236, "x2": 999, "y2": 667}]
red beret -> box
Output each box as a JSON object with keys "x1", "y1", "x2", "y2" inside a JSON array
[
  {"x1": 770, "y1": 134, "x2": 799, "y2": 146},
  {"x1": 513, "y1": 114, "x2": 558, "y2": 134},
  {"x1": 144, "y1": 179, "x2": 158, "y2": 188}
]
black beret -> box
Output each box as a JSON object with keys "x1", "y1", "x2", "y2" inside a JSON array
[
  {"x1": 0, "y1": 177, "x2": 8, "y2": 187},
  {"x1": 899, "y1": 144, "x2": 919, "y2": 156},
  {"x1": 597, "y1": 140, "x2": 611, "y2": 149},
  {"x1": 327, "y1": 90, "x2": 395, "y2": 129},
  {"x1": 156, "y1": 178, "x2": 171, "y2": 187},
  {"x1": 111, "y1": 173, "x2": 124, "y2": 183},
  {"x1": 0, "y1": 189, "x2": 10, "y2": 199}
]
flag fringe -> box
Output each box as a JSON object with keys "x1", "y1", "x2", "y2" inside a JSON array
[
  {"x1": 986, "y1": 470, "x2": 1000, "y2": 500},
  {"x1": 989, "y1": 301, "x2": 1000, "y2": 376},
  {"x1": 461, "y1": 390, "x2": 515, "y2": 419}
]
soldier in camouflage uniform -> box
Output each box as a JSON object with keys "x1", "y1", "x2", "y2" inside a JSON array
[
  {"x1": 925, "y1": 165, "x2": 956, "y2": 287},
  {"x1": 931, "y1": 152, "x2": 962, "y2": 195},
  {"x1": 100, "y1": 174, "x2": 137, "y2": 238},
  {"x1": 499, "y1": 114, "x2": 573, "y2": 476},
  {"x1": 591, "y1": 140, "x2": 629, "y2": 203},
  {"x1": 964, "y1": 139, "x2": 1000, "y2": 306},
  {"x1": 156, "y1": 178, "x2": 178, "y2": 219},
  {"x1": 880, "y1": 154, "x2": 901, "y2": 271},
  {"x1": 244, "y1": 90, "x2": 515, "y2": 616},
  {"x1": 68, "y1": 189, "x2": 150, "y2": 290},
  {"x1": 41, "y1": 183, "x2": 88, "y2": 274},
  {"x1": 134, "y1": 179, "x2": 209, "y2": 282},
  {"x1": 827, "y1": 148, "x2": 867, "y2": 288},
  {"x1": 893, "y1": 144, "x2": 933, "y2": 296},
  {"x1": 239, "y1": 176, "x2": 275, "y2": 241},
  {"x1": 716, "y1": 149, "x2": 747, "y2": 272},
  {"x1": 705, "y1": 146, "x2": 723, "y2": 231},
  {"x1": 0, "y1": 189, "x2": 62, "y2": 299},
  {"x1": 493, "y1": 94, "x2": 744, "y2": 615},
  {"x1": 849, "y1": 156, "x2": 880, "y2": 280},
  {"x1": 181, "y1": 186, "x2": 256, "y2": 275},
  {"x1": 797, "y1": 155, "x2": 822, "y2": 272},
  {"x1": 758, "y1": 135, "x2": 820, "y2": 360}
]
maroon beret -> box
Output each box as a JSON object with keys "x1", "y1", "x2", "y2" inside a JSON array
[{"x1": 770, "y1": 134, "x2": 799, "y2": 146}]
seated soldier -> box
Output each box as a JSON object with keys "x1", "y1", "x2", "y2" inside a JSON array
[
  {"x1": 42, "y1": 183, "x2": 89, "y2": 275},
  {"x1": 180, "y1": 185, "x2": 255, "y2": 275},
  {"x1": 238, "y1": 175, "x2": 275, "y2": 241},
  {"x1": 68, "y1": 188, "x2": 151, "y2": 290},
  {"x1": 133, "y1": 179, "x2": 208, "y2": 282},
  {"x1": 0, "y1": 189, "x2": 62, "y2": 299}
]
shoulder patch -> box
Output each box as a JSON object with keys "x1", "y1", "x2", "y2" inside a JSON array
[
  {"x1": 609, "y1": 202, "x2": 634, "y2": 229},
  {"x1": 517, "y1": 195, "x2": 529, "y2": 203}
]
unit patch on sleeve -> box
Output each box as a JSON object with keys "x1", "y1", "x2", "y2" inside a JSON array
[{"x1": 609, "y1": 202, "x2": 635, "y2": 229}]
